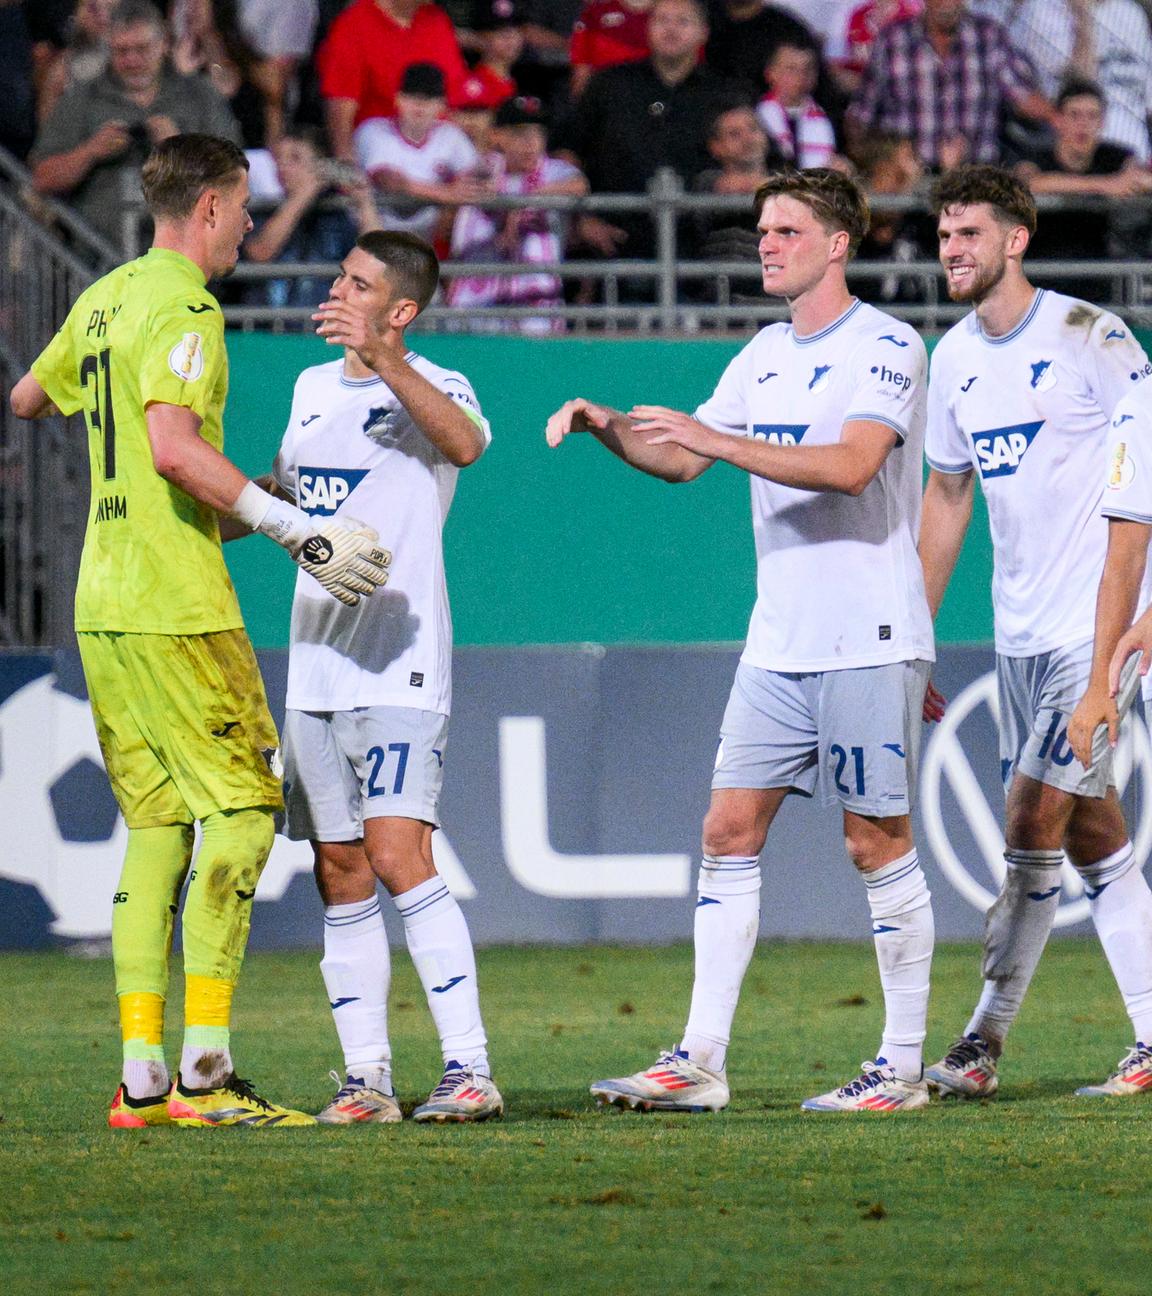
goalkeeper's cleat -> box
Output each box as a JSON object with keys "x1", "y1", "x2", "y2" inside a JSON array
[
  {"x1": 1075, "y1": 1043, "x2": 1152, "y2": 1096},
  {"x1": 924, "y1": 1034, "x2": 999, "y2": 1099},
  {"x1": 411, "y1": 1062, "x2": 504, "y2": 1123},
  {"x1": 294, "y1": 516, "x2": 391, "y2": 607},
  {"x1": 590, "y1": 1049, "x2": 729, "y2": 1113},
  {"x1": 108, "y1": 1083, "x2": 175, "y2": 1129},
  {"x1": 802, "y1": 1059, "x2": 929, "y2": 1112},
  {"x1": 167, "y1": 1072, "x2": 316, "y2": 1127},
  {"x1": 315, "y1": 1071, "x2": 402, "y2": 1124}
]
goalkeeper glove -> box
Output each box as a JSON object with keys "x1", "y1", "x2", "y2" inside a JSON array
[{"x1": 231, "y1": 482, "x2": 391, "y2": 607}]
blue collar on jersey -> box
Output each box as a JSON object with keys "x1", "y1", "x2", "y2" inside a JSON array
[
  {"x1": 976, "y1": 289, "x2": 1045, "y2": 347},
  {"x1": 338, "y1": 350, "x2": 419, "y2": 388},
  {"x1": 789, "y1": 299, "x2": 862, "y2": 347}
]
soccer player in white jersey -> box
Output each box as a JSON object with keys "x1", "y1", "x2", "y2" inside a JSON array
[
  {"x1": 920, "y1": 165, "x2": 1152, "y2": 1099},
  {"x1": 546, "y1": 168, "x2": 938, "y2": 1114},
  {"x1": 269, "y1": 231, "x2": 502, "y2": 1123}
]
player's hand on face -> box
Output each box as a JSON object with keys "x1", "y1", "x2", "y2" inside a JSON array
[
  {"x1": 544, "y1": 398, "x2": 610, "y2": 447},
  {"x1": 629, "y1": 406, "x2": 717, "y2": 456},
  {"x1": 313, "y1": 299, "x2": 384, "y2": 368},
  {"x1": 88, "y1": 121, "x2": 132, "y2": 161},
  {"x1": 922, "y1": 679, "x2": 947, "y2": 724},
  {"x1": 1068, "y1": 684, "x2": 1117, "y2": 768}
]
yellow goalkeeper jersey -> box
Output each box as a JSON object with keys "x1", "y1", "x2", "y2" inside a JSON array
[{"x1": 32, "y1": 247, "x2": 244, "y2": 634}]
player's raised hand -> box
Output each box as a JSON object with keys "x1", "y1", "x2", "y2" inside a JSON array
[
  {"x1": 313, "y1": 299, "x2": 385, "y2": 369},
  {"x1": 545, "y1": 398, "x2": 611, "y2": 448},
  {"x1": 922, "y1": 679, "x2": 947, "y2": 724},
  {"x1": 294, "y1": 516, "x2": 392, "y2": 607},
  {"x1": 629, "y1": 406, "x2": 718, "y2": 457}
]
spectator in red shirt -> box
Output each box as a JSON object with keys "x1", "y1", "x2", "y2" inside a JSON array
[
  {"x1": 451, "y1": 7, "x2": 523, "y2": 148},
  {"x1": 318, "y1": 0, "x2": 468, "y2": 160},
  {"x1": 827, "y1": 0, "x2": 922, "y2": 94},
  {"x1": 570, "y1": 0, "x2": 653, "y2": 97}
]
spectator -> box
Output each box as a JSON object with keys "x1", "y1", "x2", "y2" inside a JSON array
[
  {"x1": 0, "y1": 0, "x2": 37, "y2": 159},
  {"x1": 853, "y1": 131, "x2": 933, "y2": 303},
  {"x1": 29, "y1": 0, "x2": 240, "y2": 248},
  {"x1": 318, "y1": 0, "x2": 468, "y2": 161},
  {"x1": 705, "y1": 0, "x2": 833, "y2": 105},
  {"x1": 448, "y1": 96, "x2": 587, "y2": 330},
  {"x1": 847, "y1": 0, "x2": 1055, "y2": 169},
  {"x1": 1008, "y1": 0, "x2": 1152, "y2": 163},
  {"x1": 244, "y1": 126, "x2": 380, "y2": 308},
  {"x1": 756, "y1": 40, "x2": 842, "y2": 169},
  {"x1": 561, "y1": 0, "x2": 747, "y2": 260},
  {"x1": 232, "y1": 0, "x2": 317, "y2": 145},
  {"x1": 518, "y1": 0, "x2": 585, "y2": 104},
  {"x1": 169, "y1": 0, "x2": 272, "y2": 147},
  {"x1": 826, "y1": 0, "x2": 922, "y2": 94},
  {"x1": 37, "y1": 0, "x2": 118, "y2": 123},
  {"x1": 354, "y1": 62, "x2": 480, "y2": 246},
  {"x1": 1016, "y1": 78, "x2": 1152, "y2": 297},
  {"x1": 457, "y1": 6, "x2": 524, "y2": 110},
  {"x1": 569, "y1": 0, "x2": 652, "y2": 98}
]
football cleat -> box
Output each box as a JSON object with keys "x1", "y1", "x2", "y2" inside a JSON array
[
  {"x1": 589, "y1": 1049, "x2": 729, "y2": 1113},
  {"x1": 1076, "y1": 1043, "x2": 1152, "y2": 1096},
  {"x1": 167, "y1": 1072, "x2": 316, "y2": 1127},
  {"x1": 925, "y1": 1034, "x2": 999, "y2": 1099},
  {"x1": 315, "y1": 1070, "x2": 402, "y2": 1124},
  {"x1": 411, "y1": 1062, "x2": 504, "y2": 1123},
  {"x1": 801, "y1": 1059, "x2": 929, "y2": 1112},
  {"x1": 108, "y1": 1083, "x2": 175, "y2": 1129}
]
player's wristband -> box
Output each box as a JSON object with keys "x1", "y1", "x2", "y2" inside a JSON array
[{"x1": 231, "y1": 481, "x2": 314, "y2": 553}]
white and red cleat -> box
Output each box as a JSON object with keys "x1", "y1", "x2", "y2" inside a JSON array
[
  {"x1": 802, "y1": 1059, "x2": 929, "y2": 1112},
  {"x1": 590, "y1": 1049, "x2": 729, "y2": 1113},
  {"x1": 925, "y1": 1034, "x2": 999, "y2": 1099},
  {"x1": 1076, "y1": 1044, "x2": 1152, "y2": 1097}
]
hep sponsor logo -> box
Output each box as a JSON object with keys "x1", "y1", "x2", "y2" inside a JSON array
[
  {"x1": 971, "y1": 421, "x2": 1044, "y2": 479},
  {"x1": 870, "y1": 364, "x2": 912, "y2": 393},
  {"x1": 297, "y1": 467, "x2": 369, "y2": 516}
]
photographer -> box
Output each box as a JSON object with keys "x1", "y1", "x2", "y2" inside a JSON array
[
  {"x1": 245, "y1": 127, "x2": 381, "y2": 309},
  {"x1": 30, "y1": 0, "x2": 239, "y2": 249}
]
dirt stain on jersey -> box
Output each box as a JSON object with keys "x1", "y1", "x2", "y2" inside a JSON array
[{"x1": 1065, "y1": 304, "x2": 1101, "y2": 331}]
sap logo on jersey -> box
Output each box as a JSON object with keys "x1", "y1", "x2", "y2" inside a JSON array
[
  {"x1": 298, "y1": 467, "x2": 369, "y2": 515},
  {"x1": 870, "y1": 364, "x2": 912, "y2": 393},
  {"x1": 752, "y1": 424, "x2": 809, "y2": 446},
  {"x1": 972, "y1": 421, "x2": 1044, "y2": 479}
]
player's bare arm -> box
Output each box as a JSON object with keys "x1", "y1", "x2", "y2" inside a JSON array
[
  {"x1": 9, "y1": 372, "x2": 60, "y2": 420},
  {"x1": 147, "y1": 403, "x2": 254, "y2": 511},
  {"x1": 633, "y1": 408, "x2": 898, "y2": 497},
  {"x1": 1068, "y1": 519, "x2": 1151, "y2": 765},
  {"x1": 545, "y1": 398, "x2": 713, "y2": 483},
  {"x1": 314, "y1": 298, "x2": 484, "y2": 467},
  {"x1": 918, "y1": 467, "x2": 976, "y2": 723}
]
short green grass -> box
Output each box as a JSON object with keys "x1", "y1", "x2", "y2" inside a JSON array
[{"x1": 1, "y1": 943, "x2": 1148, "y2": 1296}]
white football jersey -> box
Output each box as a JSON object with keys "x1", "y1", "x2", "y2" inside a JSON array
[
  {"x1": 927, "y1": 289, "x2": 1152, "y2": 656},
  {"x1": 274, "y1": 353, "x2": 491, "y2": 714},
  {"x1": 354, "y1": 118, "x2": 478, "y2": 240},
  {"x1": 694, "y1": 299, "x2": 935, "y2": 672}
]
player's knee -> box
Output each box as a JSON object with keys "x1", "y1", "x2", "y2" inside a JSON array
[
  {"x1": 196, "y1": 807, "x2": 275, "y2": 896},
  {"x1": 365, "y1": 840, "x2": 434, "y2": 895},
  {"x1": 843, "y1": 826, "x2": 894, "y2": 874},
  {"x1": 702, "y1": 808, "x2": 762, "y2": 859}
]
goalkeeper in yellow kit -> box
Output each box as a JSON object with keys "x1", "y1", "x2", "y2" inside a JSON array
[{"x1": 10, "y1": 134, "x2": 390, "y2": 1128}]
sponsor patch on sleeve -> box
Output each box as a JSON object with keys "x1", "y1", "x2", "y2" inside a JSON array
[
  {"x1": 168, "y1": 332, "x2": 205, "y2": 382},
  {"x1": 1108, "y1": 441, "x2": 1135, "y2": 491}
]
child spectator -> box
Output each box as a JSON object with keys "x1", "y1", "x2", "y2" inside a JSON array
[
  {"x1": 458, "y1": 7, "x2": 523, "y2": 111},
  {"x1": 756, "y1": 40, "x2": 840, "y2": 169},
  {"x1": 448, "y1": 96, "x2": 587, "y2": 331},
  {"x1": 354, "y1": 62, "x2": 480, "y2": 246},
  {"x1": 570, "y1": 0, "x2": 653, "y2": 97}
]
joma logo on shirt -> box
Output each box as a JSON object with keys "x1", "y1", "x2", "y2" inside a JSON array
[
  {"x1": 752, "y1": 424, "x2": 809, "y2": 446},
  {"x1": 298, "y1": 467, "x2": 369, "y2": 516},
  {"x1": 972, "y1": 421, "x2": 1044, "y2": 479}
]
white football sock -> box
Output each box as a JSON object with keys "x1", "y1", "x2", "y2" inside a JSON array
[
  {"x1": 320, "y1": 897, "x2": 393, "y2": 1091},
  {"x1": 394, "y1": 875, "x2": 489, "y2": 1074},
  {"x1": 680, "y1": 855, "x2": 761, "y2": 1075},
  {"x1": 965, "y1": 848, "x2": 1063, "y2": 1051},
  {"x1": 863, "y1": 849, "x2": 933, "y2": 1083},
  {"x1": 1074, "y1": 843, "x2": 1152, "y2": 1045}
]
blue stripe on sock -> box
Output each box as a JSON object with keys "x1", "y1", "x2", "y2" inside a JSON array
[
  {"x1": 395, "y1": 885, "x2": 451, "y2": 919},
  {"x1": 324, "y1": 900, "x2": 382, "y2": 927},
  {"x1": 863, "y1": 858, "x2": 919, "y2": 890}
]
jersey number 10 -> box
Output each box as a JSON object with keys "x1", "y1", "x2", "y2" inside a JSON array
[{"x1": 79, "y1": 347, "x2": 116, "y2": 481}]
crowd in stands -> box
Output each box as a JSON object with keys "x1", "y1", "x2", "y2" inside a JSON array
[{"x1": 4, "y1": 0, "x2": 1152, "y2": 324}]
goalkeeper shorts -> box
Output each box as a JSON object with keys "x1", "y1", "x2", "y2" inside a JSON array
[{"x1": 78, "y1": 628, "x2": 284, "y2": 828}]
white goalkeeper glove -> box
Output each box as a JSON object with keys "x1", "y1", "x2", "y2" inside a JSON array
[
  {"x1": 231, "y1": 482, "x2": 392, "y2": 607},
  {"x1": 294, "y1": 516, "x2": 391, "y2": 606}
]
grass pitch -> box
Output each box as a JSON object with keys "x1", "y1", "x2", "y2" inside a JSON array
[{"x1": 1, "y1": 942, "x2": 1147, "y2": 1296}]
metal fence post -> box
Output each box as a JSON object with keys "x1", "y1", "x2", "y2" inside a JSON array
[{"x1": 649, "y1": 167, "x2": 681, "y2": 334}]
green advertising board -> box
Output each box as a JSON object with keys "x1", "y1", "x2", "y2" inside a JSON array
[{"x1": 224, "y1": 332, "x2": 1000, "y2": 648}]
